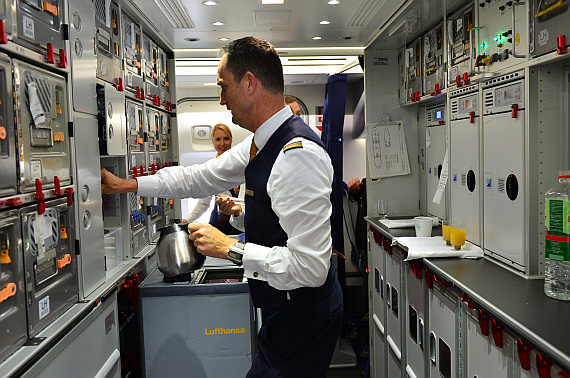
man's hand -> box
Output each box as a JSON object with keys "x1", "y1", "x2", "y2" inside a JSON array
[
  {"x1": 347, "y1": 178, "x2": 363, "y2": 195},
  {"x1": 188, "y1": 222, "x2": 236, "y2": 259},
  {"x1": 216, "y1": 195, "x2": 242, "y2": 216},
  {"x1": 101, "y1": 168, "x2": 138, "y2": 194}
]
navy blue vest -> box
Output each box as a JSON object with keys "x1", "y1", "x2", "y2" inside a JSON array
[{"x1": 244, "y1": 115, "x2": 336, "y2": 309}]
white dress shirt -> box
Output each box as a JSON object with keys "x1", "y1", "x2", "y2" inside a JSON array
[{"x1": 137, "y1": 106, "x2": 334, "y2": 290}]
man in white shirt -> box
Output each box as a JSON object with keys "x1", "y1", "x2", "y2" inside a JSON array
[{"x1": 101, "y1": 36, "x2": 342, "y2": 377}]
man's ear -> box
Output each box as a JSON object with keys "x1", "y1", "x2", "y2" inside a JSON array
[{"x1": 243, "y1": 71, "x2": 257, "y2": 95}]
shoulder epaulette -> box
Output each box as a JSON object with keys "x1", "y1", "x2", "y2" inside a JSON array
[{"x1": 283, "y1": 141, "x2": 303, "y2": 152}]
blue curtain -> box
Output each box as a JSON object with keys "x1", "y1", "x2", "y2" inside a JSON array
[{"x1": 321, "y1": 73, "x2": 348, "y2": 293}]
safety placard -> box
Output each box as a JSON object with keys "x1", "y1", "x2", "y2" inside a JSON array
[{"x1": 366, "y1": 121, "x2": 411, "y2": 178}]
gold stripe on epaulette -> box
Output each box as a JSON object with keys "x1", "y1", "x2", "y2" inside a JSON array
[
  {"x1": 245, "y1": 189, "x2": 254, "y2": 197},
  {"x1": 283, "y1": 141, "x2": 303, "y2": 152}
]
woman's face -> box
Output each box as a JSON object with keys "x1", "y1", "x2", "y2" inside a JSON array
[{"x1": 212, "y1": 128, "x2": 232, "y2": 155}]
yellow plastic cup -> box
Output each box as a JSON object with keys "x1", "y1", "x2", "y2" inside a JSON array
[{"x1": 450, "y1": 226, "x2": 466, "y2": 250}]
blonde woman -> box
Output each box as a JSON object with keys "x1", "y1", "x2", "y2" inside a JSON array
[{"x1": 184, "y1": 124, "x2": 242, "y2": 235}]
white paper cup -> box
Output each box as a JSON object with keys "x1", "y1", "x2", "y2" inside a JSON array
[{"x1": 414, "y1": 217, "x2": 433, "y2": 237}]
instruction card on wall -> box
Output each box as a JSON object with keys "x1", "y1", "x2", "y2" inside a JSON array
[{"x1": 366, "y1": 122, "x2": 411, "y2": 178}]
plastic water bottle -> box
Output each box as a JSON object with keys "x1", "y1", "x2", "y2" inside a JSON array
[{"x1": 544, "y1": 171, "x2": 570, "y2": 300}]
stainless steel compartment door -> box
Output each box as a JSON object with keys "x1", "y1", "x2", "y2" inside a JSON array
[
  {"x1": 0, "y1": 53, "x2": 17, "y2": 196},
  {"x1": 73, "y1": 116, "x2": 105, "y2": 298},
  {"x1": 483, "y1": 110, "x2": 526, "y2": 267},
  {"x1": 466, "y1": 312, "x2": 511, "y2": 377},
  {"x1": 405, "y1": 265, "x2": 426, "y2": 378},
  {"x1": 386, "y1": 249, "x2": 402, "y2": 362},
  {"x1": 426, "y1": 124, "x2": 447, "y2": 220},
  {"x1": 0, "y1": 210, "x2": 27, "y2": 362},
  {"x1": 102, "y1": 82, "x2": 126, "y2": 156},
  {"x1": 450, "y1": 117, "x2": 481, "y2": 246},
  {"x1": 68, "y1": 0, "x2": 97, "y2": 115},
  {"x1": 428, "y1": 287, "x2": 458, "y2": 378}
]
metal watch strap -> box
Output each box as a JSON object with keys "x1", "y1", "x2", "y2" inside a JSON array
[{"x1": 227, "y1": 240, "x2": 246, "y2": 265}]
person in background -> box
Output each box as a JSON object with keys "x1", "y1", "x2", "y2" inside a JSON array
[
  {"x1": 344, "y1": 177, "x2": 368, "y2": 287},
  {"x1": 101, "y1": 36, "x2": 342, "y2": 378},
  {"x1": 183, "y1": 123, "x2": 242, "y2": 235},
  {"x1": 285, "y1": 94, "x2": 302, "y2": 116}
]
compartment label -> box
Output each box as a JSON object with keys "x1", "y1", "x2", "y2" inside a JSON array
[
  {"x1": 22, "y1": 15, "x2": 35, "y2": 40},
  {"x1": 39, "y1": 296, "x2": 50, "y2": 320}
]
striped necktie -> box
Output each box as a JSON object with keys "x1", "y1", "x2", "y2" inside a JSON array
[{"x1": 249, "y1": 139, "x2": 258, "y2": 162}]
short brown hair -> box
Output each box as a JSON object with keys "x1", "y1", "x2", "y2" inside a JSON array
[
  {"x1": 284, "y1": 95, "x2": 298, "y2": 105},
  {"x1": 212, "y1": 123, "x2": 232, "y2": 140},
  {"x1": 220, "y1": 36, "x2": 284, "y2": 95}
]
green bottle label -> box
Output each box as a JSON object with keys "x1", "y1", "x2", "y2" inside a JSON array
[{"x1": 545, "y1": 199, "x2": 570, "y2": 261}]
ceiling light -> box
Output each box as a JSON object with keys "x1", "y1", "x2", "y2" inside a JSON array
[
  {"x1": 312, "y1": 36, "x2": 322, "y2": 40},
  {"x1": 218, "y1": 37, "x2": 230, "y2": 41},
  {"x1": 202, "y1": 1, "x2": 217, "y2": 5},
  {"x1": 320, "y1": 20, "x2": 330, "y2": 25},
  {"x1": 212, "y1": 21, "x2": 224, "y2": 26},
  {"x1": 261, "y1": 0, "x2": 285, "y2": 4},
  {"x1": 328, "y1": 0, "x2": 340, "y2": 4}
]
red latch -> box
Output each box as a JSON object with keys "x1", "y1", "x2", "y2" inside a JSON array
[
  {"x1": 558, "y1": 371, "x2": 570, "y2": 378},
  {"x1": 35, "y1": 179, "x2": 45, "y2": 215},
  {"x1": 536, "y1": 353, "x2": 551, "y2": 378},
  {"x1": 46, "y1": 43, "x2": 55, "y2": 64},
  {"x1": 139, "y1": 165, "x2": 144, "y2": 176},
  {"x1": 58, "y1": 49, "x2": 66, "y2": 68},
  {"x1": 463, "y1": 72, "x2": 469, "y2": 85},
  {"x1": 434, "y1": 275, "x2": 447, "y2": 288},
  {"x1": 6, "y1": 198, "x2": 22, "y2": 207},
  {"x1": 133, "y1": 166, "x2": 138, "y2": 178},
  {"x1": 365, "y1": 268, "x2": 370, "y2": 274},
  {"x1": 54, "y1": 176, "x2": 62, "y2": 196},
  {"x1": 439, "y1": 120, "x2": 445, "y2": 125},
  {"x1": 470, "y1": 111, "x2": 475, "y2": 123},
  {"x1": 141, "y1": 88, "x2": 145, "y2": 99},
  {"x1": 117, "y1": 78, "x2": 123, "y2": 92},
  {"x1": 65, "y1": 187, "x2": 73, "y2": 206},
  {"x1": 456, "y1": 75, "x2": 462, "y2": 88},
  {"x1": 477, "y1": 309, "x2": 489, "y2": 336},
  {"x1": 136, "y1": 86, "x2": 142, "y2": 99},
  {"x1": 425, "y1": 269, "x2": 434, "y2": 289},
  {"x1": 435, "y1": 83, "x2": 440, "y2": 95},
  {"x1": 517, "y1": 339, "x2": 531, "y2": 370},
  {"x1": 468, "y1": 300, "x2": 475, "y2": 309},
  {"x1": 557, "y1": 35, "x2": 566, "y2": 55},
  {"x1": 492, "y1": 319, "x2": 503, "y2": 348},
  {"x1": 157, "y1": 163, "x2": 161, "y2": 170},
  {"x1": 154, "y1": 95, "x2": 159, "y2": 105},
  {"x1": 512, "y1": 103, "x2": 518, "y2": 118},
  {"x1": 411, "y1": 92, "x2": 416, "y2": 102},
  {"x1": 0, "y1": 20, "x2": 8, "y2": 44},
  {"x1": 415, "y1": 91, "x2": 420, "y2": 101},
  {"x1": 461, "y1": 292, "x2": 469, "y2": 303},
  {"x1": 167, "y1": 101, "x2": 172, "y2": 111},
  {"x1": 151, "y1": 163, "x2": 156, "y2": 174}
]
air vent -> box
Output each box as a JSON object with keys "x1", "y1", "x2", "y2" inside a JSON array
[
  {"x1": 253, "y1": 10, "x2": 292, "y2": 26},
  {"x1": 154, "y1": 0, "x2": 195, "y2": 28},
  {"x1": 451, "y1": 99, "x2": 459, "y2": 115},
  {"x1": 426, "y1": 112, "x2": 433, "y2": 123},
  {"x1": 484, "y1": 90, "x2": 494, "y2": 109},
  {"x1": 94, "y1": 0, "x2": 108, "y2": 26},
  {"x1": 347, "y1": 0, "x2": 387, "y2": 27},
  {"x1": 23, "y1": 72, "x2": 53, "y2": 116}
]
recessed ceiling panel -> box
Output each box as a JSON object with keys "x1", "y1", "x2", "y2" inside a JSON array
[{"x1": 253, "y1": 10, "x2": 292, "y2": 27}]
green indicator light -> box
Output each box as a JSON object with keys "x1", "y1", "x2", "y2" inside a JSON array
[{"x1": 480, "y1": 43, "x2": 487, "y2": 48}]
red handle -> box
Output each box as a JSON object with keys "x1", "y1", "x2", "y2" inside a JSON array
[
  {"x1": 66, "y1": 187, "x2": 73, "y2": 206},
  {"x1": 492, "y1": 319, "x2": 503, "y2": 348},
  {"x1": 478, "y1": 309, "x2": 489, "y2": 336},
  {"x1": 35, "y1": 179, "x2": 45, "y2": 215},
  {"x1": 46, "y1": 43, "x2": 55, "y2": 64},
  {"x1": 517, "y1": 339, "x2": 531, "y2": 370},
  {"x1": 54, "y1": 176, "x2": 62, "y2": 196}
]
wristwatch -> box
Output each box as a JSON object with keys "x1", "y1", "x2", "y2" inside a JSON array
[{"x1": 227, "y1": 240, "x2": 246, "y2": 265}]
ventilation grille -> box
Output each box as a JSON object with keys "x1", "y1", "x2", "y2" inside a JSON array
[
  {"x1": 484, "y1": 90, "x2": 494, "y2": 109},
  {"x1": 94, "y1": 0, "x2": 108, "y2": 26},
  {"x1": 154, "y1": 0, "x2": 195, "y2": 29},
  {"x1": 23, "y1": 72, "x2": 53, "y2": 116},
  {"x1": 451, "y1": 99, "x2": 459, "y2": 115},
  {"x1": 27, "y1": 209, "x2": 59, "y2": 255},
  {"x1": 123, "y1": 16, "x2": 135, "y2": 49},
  {"x1": 347, "y1": 0, "x2": 387, "y2": 27},
  {"x1": 128, "y1": 104, "x2": 136, "y2": 129},
  {"x1": 424, "y1": 31, "x2": 436, "y2": 60}
]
